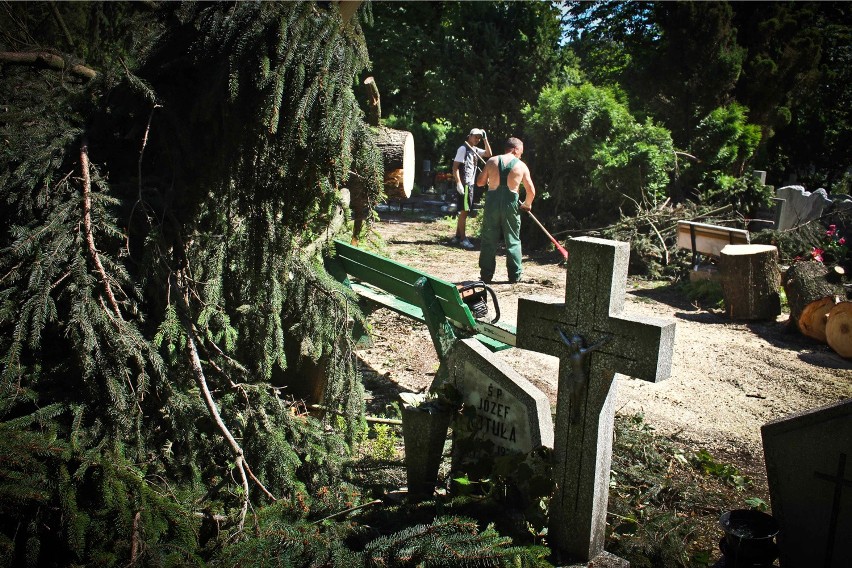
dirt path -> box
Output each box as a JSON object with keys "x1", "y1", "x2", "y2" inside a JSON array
[{"x1": 355, "y1": 200, "x2": 852, "y2": 477}]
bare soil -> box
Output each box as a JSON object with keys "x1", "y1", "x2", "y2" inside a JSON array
[{"x1": 355, "y1": 198, "x2": 852, "y2": 493}]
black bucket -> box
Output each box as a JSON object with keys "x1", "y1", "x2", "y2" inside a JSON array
[{"x1": 719, "y1": 509, "x2": 779, "y2": 567}]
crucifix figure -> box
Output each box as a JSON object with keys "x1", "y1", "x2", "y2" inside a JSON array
[
  {"x1": 517, "y1": 237, "x2": 676, "y2": 563},
  {"x1": 556, "y1": 327, "x2": 611, "y2": 425}
]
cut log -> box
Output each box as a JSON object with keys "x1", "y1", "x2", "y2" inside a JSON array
[
  {"x1": 796, "y1": 296, "x2": 836, "y2": 343},
  {"x1": 782, "y1": 260, "x2": 843, "y2": 342},
  {"x1": 376, "y1": 125, "x2": 414, "y2": 199},
  {"x1": 826, "y1": 302, "x2": 852, "y2": 358},
  {"x1": 719, "y1": 244, "x2": 781, "y2": 320}
]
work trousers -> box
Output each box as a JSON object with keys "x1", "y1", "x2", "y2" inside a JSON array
[{"x1": 478, "y1": 185, "x2": 522, "y2": 282}]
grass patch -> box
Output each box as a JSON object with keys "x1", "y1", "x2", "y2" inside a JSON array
[
  {"x1": 608, "y1": 413, "x2": 761, "y2": 568},
  {"x1": 679, "y1": 278, "x2": 724, "y2": 309}
]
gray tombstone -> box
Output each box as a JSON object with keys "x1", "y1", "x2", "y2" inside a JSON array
[
  {"x1": 517, "y1": 237, "x2": 676, "y2": 564},
  {"x1": 446, "y1": 338, "x2": 553, "y2": 464},
  {"x1": 776, "y1": 185, "x2": 833, "y2": 231},
  {"x1": 761, "y1": 398, "x2": 852, "y2": 568}
]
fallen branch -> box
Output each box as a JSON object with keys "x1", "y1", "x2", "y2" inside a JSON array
[
  {"x1": 0, "y1": 50, "x2": 96, "y2": 80},
  {"x1": 171, "y1": 275, "x2": 277, "y2": 529},
  {"x1": 82, "y1": 142, "x2": 123, "y2": 319}
]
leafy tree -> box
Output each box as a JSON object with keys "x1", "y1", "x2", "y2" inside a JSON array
[
  {"x1": 565, "y1": 1, "x2": 745, "y2": 149},
  {"x1": 524, "y1": 83, "x2": 676, "y2": 233},
  {"x1": 364, "y1": 0, "x2": 566, "y2": 169},
  {"x1": 763, "y1": 3, "x2": 852, "y2": 191},
  {"x1": 676, "y1": 102, "x2": 763, "y2": 207},
  {"x1": 563, "y1": 1, "x2": 849, "y2": 192}
]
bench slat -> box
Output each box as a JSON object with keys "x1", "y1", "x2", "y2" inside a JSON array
[
  {"x1": 350, "y1": 282, "x2": 425, "y2": 321},
  {"x1": 334, "y1": 241, "x2": 477, "y2": 328},
  {"x1": 676, "y1": 221, "x2": 749, "y2": 257}
]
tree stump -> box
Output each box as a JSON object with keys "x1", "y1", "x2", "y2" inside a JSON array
[
  {"x1": 782, "y1": 260, "x2": 843, "y2": 342},
  {"x1": 719, "y1": 244, "x2": 781, "y2": 320},
  {"x1": 826, "y1": 302, "x2": 852, "y2": 358}
]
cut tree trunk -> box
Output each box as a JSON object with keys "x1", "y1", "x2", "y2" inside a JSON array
[
  {"x1": 376, "y1": 125, "x2": 414, "y2": 199},
  {"x1": 782, "y1": 261, "x2": 843, "y2": 342},
  {"x1": 346, "y1": 77, "x2": 414, "y2": 244},
  {"x1": 719, "y1": 244, "x2": 781, "y2": 320},
  {"x1": 826, "y1": 302, "x2": 852, "y2": 358}
]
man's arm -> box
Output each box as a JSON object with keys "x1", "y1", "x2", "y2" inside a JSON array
[
  {"x1": 452, "y1": 160, "x2": 463, "y2": 192},
  {"x1": 520, "y1": 165, "x2": 535, "y2": 211},
  {"x1": 482, "y1": 135, "x2": 493, "y2": 159},
  {"x1": 476, "y1": 157, "x2": 494, "y2": 188}
]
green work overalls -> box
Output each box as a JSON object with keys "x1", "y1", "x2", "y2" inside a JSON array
[{"x1": 479, "y1": 156, "x2": 522, "y2": 282}]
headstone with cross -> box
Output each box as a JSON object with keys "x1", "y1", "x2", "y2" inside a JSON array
[
  {"x1": 761, "y1": 398, "x2": 852, "y2": 568},
  {"x1": 516, "y1": 236, "x2": 676, "y2": 564}
]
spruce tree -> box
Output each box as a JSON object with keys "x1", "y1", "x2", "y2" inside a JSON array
[{"x1": 1, "y1": 2, "x2": 381, "y2": 563}]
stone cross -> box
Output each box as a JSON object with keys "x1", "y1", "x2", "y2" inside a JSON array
[{"x1": 516, "y1": 237, "x2": 676, "y2": 563}]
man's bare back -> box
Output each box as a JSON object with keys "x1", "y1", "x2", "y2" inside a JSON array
[{"x1": 476, "y1": 141, "x2": 536, "y2": 210}]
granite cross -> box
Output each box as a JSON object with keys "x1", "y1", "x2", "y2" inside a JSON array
[{"x1": 516, "y1": 237, "x2": 676, "y2": 563}]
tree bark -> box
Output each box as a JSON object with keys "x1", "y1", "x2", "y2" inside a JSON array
[
  {"x1": 826, "y1": 302, "x2": 852, "y2": 358},
  {"x1": 782, "y1": 261, "x2": 843, "y2": 342},
  {"x1": 720, "y1": 244, "x2": 781, "y2": 320},
  {"x1": 363, "y1": 76, "x2": 381, "y2": 127},
  {"x1": 0, "y1": 51, "x2": 96, "y2": 80}
]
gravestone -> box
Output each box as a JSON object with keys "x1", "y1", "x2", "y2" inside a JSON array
[
  {"x1": 776, "y1": 185, "x2": 833, "y2": 230},
  {"x1": 761, "y1": 398, "x2": 852, "y2": 568},
  {"x1": 445, "y1": 338, "x2": 554, "y2": 465},
  {"x1": 517, "y1": 236, "x2": 676, "y2": 565}
]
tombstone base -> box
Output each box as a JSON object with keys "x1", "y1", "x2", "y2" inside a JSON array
[{"x1": 557, "y1": 551, "x2": 629, "y2": 568}]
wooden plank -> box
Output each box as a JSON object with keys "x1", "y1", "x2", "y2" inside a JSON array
[
  {"x1": 676, "y1": 221, "x2": 749, "y2": 257},
  {"x1": 350, "y1": 282, "x2": 424, "y2": 321}
]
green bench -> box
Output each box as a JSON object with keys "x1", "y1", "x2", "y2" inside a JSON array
[{"x1": 325, "y1": 240, "x2": 516, "y2": 361}]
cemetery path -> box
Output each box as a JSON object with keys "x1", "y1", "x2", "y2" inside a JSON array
[{"x1": 356, "y1": 200, "x2": 852, "y2": 481}]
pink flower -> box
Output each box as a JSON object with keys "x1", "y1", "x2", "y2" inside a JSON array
[
  {"x1": 811, "y1": 247, "x2": 824, "y2": 262},
  {"x1": 840, "y1": 237, "x2": 847, "y2": 246},
  {"x1": 827, "y1": 224, "x2": 837, "y2": 237}
]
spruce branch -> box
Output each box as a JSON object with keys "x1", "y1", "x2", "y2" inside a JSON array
[
  {"x1": 0, "y1": 50, "x2": 96, "y2": 80},
  {"x1": 130, "y1": 510, "x2": 141, "y2": 565},
  {"x1": 82, "y1": 141, "x2": 123, "y2": 320},
  {"x1": 171, "y1": 274, "x2": 277, "y2": 530},
  {"x1": 184, "y1": 318, "x2": 251, "y2": 530}
]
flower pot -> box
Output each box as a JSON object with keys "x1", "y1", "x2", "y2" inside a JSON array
[
  {"x1": 401, "y1": 405, "x2": 452, "y2": 498},
  {"x1": 719, "y1": 509, "x2": 779, "y2": 567}
]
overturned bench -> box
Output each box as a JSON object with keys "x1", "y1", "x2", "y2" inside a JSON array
[{"x1": 325, "y1": 240, "x2": 516, "y2": 362}]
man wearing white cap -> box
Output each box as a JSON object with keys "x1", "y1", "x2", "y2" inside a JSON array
[{"x1": 450, "y1": 128, "x2": 492, "y2": 249}]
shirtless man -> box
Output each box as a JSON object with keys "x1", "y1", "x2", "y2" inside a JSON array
[{"x1": 475, "y1": 137, "x2": 536, "y2": 283}]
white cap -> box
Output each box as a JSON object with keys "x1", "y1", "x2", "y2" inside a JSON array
[{"x1": 468, "y1": 128, "x2": 484, "y2": 137}]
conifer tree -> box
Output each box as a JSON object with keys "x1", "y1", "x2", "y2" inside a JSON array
[{"x1": 1, "y1": 1, "x2": 382, "y2": 563}]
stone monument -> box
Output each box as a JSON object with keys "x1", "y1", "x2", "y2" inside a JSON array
[{"x1": 517, "y1": 236, "x2": 676, "y2": 565}]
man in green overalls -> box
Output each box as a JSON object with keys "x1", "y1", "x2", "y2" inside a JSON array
[{"x1": 476, "y1": 137, "x2": 536, "y2": 283}]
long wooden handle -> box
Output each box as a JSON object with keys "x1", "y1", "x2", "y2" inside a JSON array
[
  {"x1": 463, "y1": 140, "x2": 488, "y2": 165},
  {"x1": 526, "y1": 210, "x2": 568, "y2": 260}
]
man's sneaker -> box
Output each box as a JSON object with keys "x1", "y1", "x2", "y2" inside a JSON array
[
  {"x1": 509, "y1": 275, "x2": 523, "y2": 284},
  {"x1": 461, "y1": 238, "x2": 475, "y2": 250}
]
